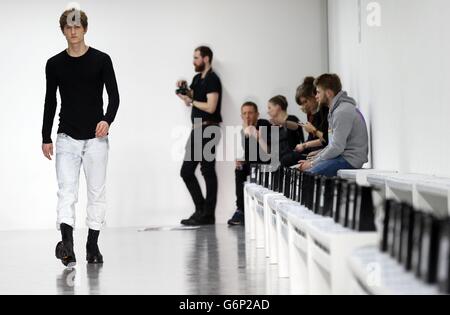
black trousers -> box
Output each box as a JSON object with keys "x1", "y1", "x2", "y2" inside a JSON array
[
  {"x1": 235, "y1": 163, "x2": 251, "y2": 212},
  {"x1": 180, "y1": 126, "x2": 221, "y2": 217}
]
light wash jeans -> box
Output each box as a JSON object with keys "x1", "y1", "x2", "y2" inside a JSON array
[
  {"x1": 55, "y1": 133, "x2": 109, "y2": 231},
  {"x1": 308, "y1": 155, "x2": 354, "y2": 177}
]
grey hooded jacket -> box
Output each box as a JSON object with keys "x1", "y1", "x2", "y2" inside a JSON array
[{"x1": 314, "y1": 91, "x2": 369, "y2": 168}]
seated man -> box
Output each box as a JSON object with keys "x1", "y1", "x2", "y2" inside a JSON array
[
  {"x1": 299, "y1": 74, "x2": 368, "y2": 177},
  {"x1": 228, "y1": 102, "x2": 271, "y2": 226}
]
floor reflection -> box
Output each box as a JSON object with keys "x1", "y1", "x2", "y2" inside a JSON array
[
  {"x1": 86, "y1": 263, "x2": 103, "y2": 294},
  {"x1": 187, "y1": 226, "x2": 221, "y2": 294},
  {"x1": 56, "y1": 267, "x2": 77, "y2": 295},
  {"x1": 0, "y1": 226, "x2": 288, "y2": 294}
]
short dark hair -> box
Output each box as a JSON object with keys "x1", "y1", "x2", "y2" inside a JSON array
[
  {"x1": 60, "y1": 9, "x2": 88, "y2": 32},
  {"x1": 241, "y1": 101, "x2": 259, "y2": 113},
  {"x1": 295, "y1": 76, "x2": 316, "y2": 105},
  {"x1": 269, "y1": 95, "x2": 288, "y2": 111},
  {"x1": 195, "y1": 46, "x2": 213, "y2": 63},
  {"x1": 314, "y1": 74, "x2": 342, "y2": 95}
]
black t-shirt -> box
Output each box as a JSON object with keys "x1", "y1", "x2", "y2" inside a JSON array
[
  {"x1": 42, "y1": 47, "x2": 120, "y2": 143},
  {"x1": 242, "y1": 119, "x2": 272, "y2": 163},
  {"x1": 190, "y1": 69, "x2": 222, "y2": 124},
  {"x1": 279, "y1": 115, "x2": 304, "y2": 158},
  {"x1": 307, "y1": 105, "x2": 329, "y2": 145}
]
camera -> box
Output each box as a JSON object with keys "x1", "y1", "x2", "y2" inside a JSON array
[{"x1": 176, "y1": 81, "x2": 189, "y2": 95}]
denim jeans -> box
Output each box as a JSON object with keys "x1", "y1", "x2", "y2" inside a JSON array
[
  {"x1": 55, "y1": 133, "x2": 109, "y2": 231},
  {"x1": 308, "y1": 155, "x2": 354, "y2": 177}
]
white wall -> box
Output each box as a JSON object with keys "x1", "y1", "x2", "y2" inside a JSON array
[
  {"x1": 0, "y1": 0, "x2": 328, "y2": 230},
  {"x1": 328, "y1": 0, "x2": 450, "y2": 176}
]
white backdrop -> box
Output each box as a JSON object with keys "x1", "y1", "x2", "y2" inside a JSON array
[
  {"x1": 0, "y1": 0, "x2": 328, "y2": 230},
  {"x1": 328, "y1": 0, "x2": 450, "y2": 176}
]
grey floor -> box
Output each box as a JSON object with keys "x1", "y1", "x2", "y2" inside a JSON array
[{"x1": 0, "y1": 225, "x2": 290, "y2": 295}]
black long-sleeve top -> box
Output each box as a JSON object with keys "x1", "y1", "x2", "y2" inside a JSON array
[
  {"x1": 279, "y1": 115, "x2": 304, "y2": 157},
  {"x1": 42, "y1": 47, "x2": 120, "y2": 143},
  {"x1": 306, "y1": 105, "x2": 329, "y2": 147}
]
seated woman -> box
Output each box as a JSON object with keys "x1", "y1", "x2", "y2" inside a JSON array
[{"x1": 280, "y1": 76, "x2": 329, "y2": 166}]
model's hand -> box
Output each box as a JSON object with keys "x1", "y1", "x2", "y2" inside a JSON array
[
  {"x1": 236, "y1": 160, "x2": 244, "y2": 169},
  {"x1": 42, "y1": 143, "x2": 53, "y2": 160},
  {"x1": 96, "y1": 121, "x2": 110, "y2": 138}
]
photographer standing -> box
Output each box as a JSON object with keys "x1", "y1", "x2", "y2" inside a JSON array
[{"x1": 176, "y1": 46, "x2": 222, "y2": 226}]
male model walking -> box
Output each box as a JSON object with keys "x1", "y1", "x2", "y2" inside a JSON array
[{"x1": 41, "y1": 8, "x2": 120, "y2": 267}]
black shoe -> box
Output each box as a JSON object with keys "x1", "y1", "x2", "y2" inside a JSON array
[
  {"x1": 181, "y1": 214, "x2": 215, "y2": 226},
  {"x1": 86, "y1": 244, "x2": 104, "y2": 264},
  {"x1": 86, "y1": 229, "x2": 103, "y2": 264},
  {"x1": 56, "y1": 223, "x2": 76, "y2": 267},
  {"x1": 180, "y1": 211, "x2": 202, "y2": 225},
  {"x1": 228, "y1": 210, "x2": 245, "y2": 226},
  {"x1": 55, "y1": 241, "x2": 77, "y2": 267}
]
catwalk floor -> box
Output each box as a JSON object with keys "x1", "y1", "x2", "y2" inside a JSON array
[{"x1": 0, "y1": 225, "x2": 290, "y2": 295}]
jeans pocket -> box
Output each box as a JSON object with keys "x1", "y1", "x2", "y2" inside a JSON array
[
  {"x1": 56, "y1": 134, "x2": 73, "y2": 153},
  {"x1": 56, "y1": 133, "x2": 66, "y2": 144},
  {"x1": 97, "y1": 136, "x2": 110, "y2": 150}
]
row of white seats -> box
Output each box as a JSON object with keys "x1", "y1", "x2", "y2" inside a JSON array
[
  {"x1": 339, "y1": 169, "x2": 450, "y2": 218},
  {"x1": 244, "y1": 168, "x2": 450, "y2": 295},
  {"x1": 340, "y1": 169, "x2": 450, "y2": 294}
]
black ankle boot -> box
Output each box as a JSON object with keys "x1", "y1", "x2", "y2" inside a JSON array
[
  {"x1": 86, "y1": 229, "x2": 103, "y2": 264},
  {"x1": 55, "y1": 223, "x2": 76, "y2": 267}
]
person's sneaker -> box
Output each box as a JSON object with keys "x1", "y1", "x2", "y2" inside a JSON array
[
  {"x1": 86, "y1": 244, "x2": 104, "y2": 264},
  {"x1": 55, "y1": 241, "x2": 77, "y2": 267},
  {"x1": 228, "y1": 210, "x2": 245, "y2": 226}
]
